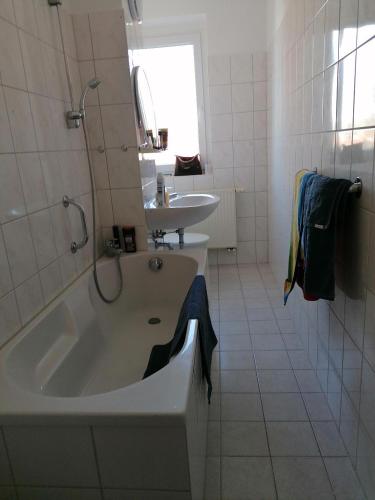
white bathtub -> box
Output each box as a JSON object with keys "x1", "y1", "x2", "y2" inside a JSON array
[{"x1": 0, "y1": 250, "x2": 209, "y2": 500}]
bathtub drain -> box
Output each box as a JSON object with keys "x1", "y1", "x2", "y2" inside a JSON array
[{"x1": 148, "y1": 317, "x2": 161, "y2": 325}]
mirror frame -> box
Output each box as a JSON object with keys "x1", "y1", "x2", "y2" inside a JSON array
[{"x1": 132, "y1": 65, "x2": 157, "y2": 148}]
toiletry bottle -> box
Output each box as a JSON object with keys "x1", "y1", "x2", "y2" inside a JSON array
[
  {"x1": 113, "y1": 225, "x2": 126, "y2": 251},
  {"x1": 123, "y1": 226, "x2": 137, "y2": 252},
  {"x1": 156, "y1": 173, "x2": 165, "y2": 207}
]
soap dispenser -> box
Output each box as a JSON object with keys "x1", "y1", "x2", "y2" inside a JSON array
[{"x1": 156, "y1": 173, "x2": 165, "y2": 207}]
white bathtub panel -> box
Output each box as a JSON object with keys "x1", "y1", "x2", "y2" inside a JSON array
[
  {"x1": 0, "y1": 431, "x2": 12, "y2": 486},
  {"x1": 187, "y1": 339, "x2": 208, "y2": 500},
  {"x1": 104, "y1": 490, "x2": 191, "y2": 500},
  {"x1": 16, "y1": 487, "x2": 101, "y2": 500},
  {"x1": 94, "y1": 426, "x2": 190, "y2": 491},
  {"x1": 4, "y1": 426, "x2": 99, "y2": 487}
]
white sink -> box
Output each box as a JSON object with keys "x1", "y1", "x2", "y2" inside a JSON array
[{"x1": 145, "y1": 193, "x2": 220, "y2": 230}]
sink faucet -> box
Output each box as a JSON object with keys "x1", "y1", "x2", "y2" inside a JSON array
[{"x1": 151, "y1": 230, "x2": 173, "y2": 250}]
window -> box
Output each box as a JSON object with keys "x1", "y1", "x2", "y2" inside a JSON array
[{"x1": 133, "y1": 36, "x2": 207, "y2": 173}]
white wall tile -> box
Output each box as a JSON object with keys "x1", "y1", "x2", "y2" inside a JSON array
[
  {"x1": 0, "y1": 17, "x2": 26, "y2": 90},
  {"x1": 256, "y1": 216, "x2": 268, "y2": 240},
  {"x1": 111, "y1": 188, "x2": 145, "y2": 226},
  {"x1": 173, "y1": 176, "x2": 195, "y2": 192},
  {"x1": 4, "y1": 88, "x2": 37, "y2": 152},
  {"x1": 337, "y1": 52, "x2": 356, "y2": 130},
  {"x1": 357, "y1": 0, "x2": 375, "y2": 46},
  {"x1": 0, "y1": 0, "x2": 15, "y2": 23},
  {"x1": 15, "y1": 274, "x2": 44, "y2": 325},
  {"x1": 193, "y1": 173, "x2": 214, "y2": 190},
  {"x1": 253, "y1": 52, "x2": 267, "y2": 82},
  {"x1": 233, "y1": 112, "x2": 253, "y2": 141},
  {"x1": 17, "y1": 153, "x2": 48, "y2": 214},
  {"x1": 89, "y1": 10, "x2": 128, "y2": 59},
  {"x1": 237, "y1": 217, "x2": 255, "y2": 242},
  {"x1": 234, "y1": 141, "x2": 254, "y2": 167},
  {"x1": 19, "y1": 30, "x2": 47, "y2": 95},
  {"x1": 354, "y1": 39, "x2": 375, "y2": 128},
  {"x1": 256, "y1": 240, "x2": 268, "y2": 263},
  {"x1": 303, "y1": 24, "x2": 314, "y2": 84},
  {"x1": 209, "y1": 85, "x2": 231, "y2": 114},
  {"x1": 213, "y1": 168, "x2": 234, "y2": 189},
  {"x1": 236, "y1": 192, "x2": 255, "y2": 218},
  {"x1": 254, "y1": 139, "x2": 267, "y2": 165},
  {"x1": 29, "y1": 210, "x2": 58, "y2": 270},
  {"x1": 211, "y1": 141, "x2": 233, "y2": 169},
  {"x1": 208, "y1": 55, "x2": 231, "y2": 85},
  {"x1": 101, "y1": 104, "x2": 137, "y2": 148},
  {"x1": 255, "y1": 166, "x2": 268, "y2": 191},
  {"x1": 39, "y1": 259, "x2": 63, "y2": 303},
  {"x1": 351, "y1": 128, "x2": 375, "y2": 211},
  {"x1": 72, "y1": 14, "x2": 93, "y2": 61},
  {"x1": 91, "y1": 150, "x2": 110, "y2": 190},
  {"x1": 324, "y1": 0, "x2": 340, "y2": 69},
  {"x1": 107, "y1": 148, "x2": 141, "y2": 188},
  {"x1": 255, "y1": 192, "x2": 267, "y2": 216},
  {"x1": 0, "y1": 86, "x2": 14, "y2": 154},
  {"x1": 0, "y1": 292, "x2": 20, "y2": 347},
  {"x1": 313, "y1": 7, "x2": 325, "y2": 76},
  {"x1": 235, "y1": 167, "x2": 254, "y2": 191},
  {"x1": 50, "y1": 204, "x2": 71, "y2": 257},
  {"x1": 0, "y1": 228, "x2": 12, "y2": 299},
  {"x1": 29, "y1": 94, "x2": 56, "y2": 151},
  {"x1": 230, "y1": 54, "x2": 253, "y2": 83},
  {"x1": 323, "y1": 64, "x2": 338, "y2": 131},
  {"x1": 339, "y1": 0, "x2": 359, "y2": 59},
  {"x1": 253, "y1": 82, "x2": 267, "y2": 111},
  {"x1": 96, "y1": 58, "x2": 133, "y2": 105},
  {"x1": 232, "y1": 83, "x2": 253, "y2": 113},
  {"x1": 3, "y1": 217, "x2": 38, "y2": 287},
  {"x1": 312, "y1": 74, "x2": 324, "y2": 133},
  {"x1": 0, "y1": 154, "x2": 26, "y2": 224},
  {"x1": 254, "y1": 111, "x2": 267, "y2": 139},
  {"x1": 211, "y1": 114, "x2": 233, "y2": 142},
  {"x1": 40, "y1": 152, "x2": 63, "y2": 206},
  {"x1": 237, "y1": 241, "x2": 256, "y2": 263}
]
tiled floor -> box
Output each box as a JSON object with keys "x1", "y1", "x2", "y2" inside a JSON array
[{"x1": 204, "y1": 263, "x2": 366, "y2": 500}]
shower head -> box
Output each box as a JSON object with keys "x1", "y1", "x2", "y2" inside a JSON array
[
  {"x1": 79, "y1": 78, "x2": 102, "y2": 114},
  {"x1": 87, "y1": 78, "x2": 101, "y2": 90},
  {"x1": 66, "y1": 78, "x2": 102, "y2": 128}
]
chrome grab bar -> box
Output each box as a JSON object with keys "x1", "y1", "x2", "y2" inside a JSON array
[{"x1": 62, "y1": 195, "x2": 89, "y2": 254}]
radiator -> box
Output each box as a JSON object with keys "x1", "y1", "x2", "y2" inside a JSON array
[{"x1": 186, "y1": 189, "x2": 237, "y2": 249}]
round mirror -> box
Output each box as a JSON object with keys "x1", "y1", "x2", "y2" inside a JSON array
[{"x1": 132, "y1": 66, "x2": 157, "y2": 148}]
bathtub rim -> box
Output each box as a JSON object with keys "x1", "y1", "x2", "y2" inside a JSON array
[{"x1": 0, "y1": 251, "x2": 205, "y2": 426}]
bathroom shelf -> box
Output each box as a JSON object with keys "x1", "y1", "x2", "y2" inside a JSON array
[{"x1": 139, "y1": 147, "x2": 168, "y2": 153}]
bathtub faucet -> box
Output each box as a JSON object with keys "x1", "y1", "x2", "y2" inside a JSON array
[
  {"x1": 151, "y1": 230, "x2": 173, "y2": 251},
  {"x1": 104, "y1": 239, "x2": 124, "y2": 257}
]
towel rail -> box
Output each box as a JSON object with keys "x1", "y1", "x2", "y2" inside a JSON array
[
  {"x1": 348, "y1": 177, "x2": 362, "y2": 196},
  {"x1": 312, "y1": 170, "x2": 362, "y2": 197}
]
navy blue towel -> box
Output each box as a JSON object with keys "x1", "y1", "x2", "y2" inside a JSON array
[
  {"x1": 300, "y1": 174, "x2": 352, "y2": 300},
  {"x1": 143, "y1": 275, "x2": 218, "y2": 402}
]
